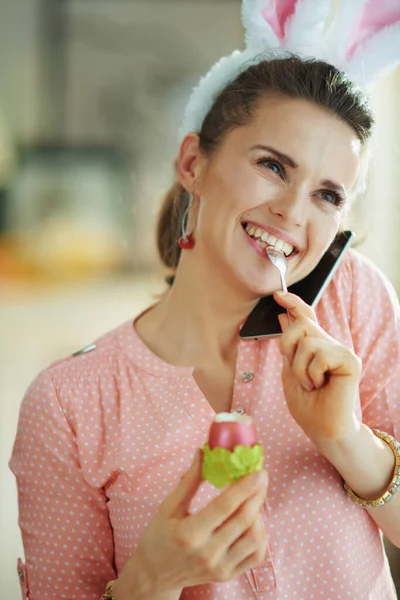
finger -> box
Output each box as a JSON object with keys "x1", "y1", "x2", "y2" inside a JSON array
[
  {"x1": 291, "y1": 337, "x2": 317, "y2": 391},
  {"x1": 305, "y1": 341, "x2": 360, "y2": 388},
  {"x1": 186, "y1": 470, "x2": 267, "y2": 539},
  {"x1": 278, "y1": 312, "x2": 290, "y2": 333},
  {"x1": 231, "y1": 546, "x2": 268, "y2": 580},
  {"x1": 229, "y1": 515, "x2": 268, "y2": 577},
  {"x1": 163, "y1": 448, "x2": 203, "y2": 518},
  {"x1": 210, "y1": 485, "x2": 267, "y2": 553},
  {"x1": 279, "y1": 317, "x2": 320, "y2": 364},
  {"x1": 307, "y1": 350, "x2": 328, "y2": 388},
  {"x1": 274, "y1": 291, "x2": 318, "y2": 323}
]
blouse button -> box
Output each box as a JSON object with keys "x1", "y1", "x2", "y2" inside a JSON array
[
  {"x1": 232, "y1": 407, "x2": 246, "y2": 415},
  {"x1": 18, "y1": 568, "x2": 24, "y2": 581},
  {"x1": 240, "y1": 371, "x2": 254, "y2": 383}
]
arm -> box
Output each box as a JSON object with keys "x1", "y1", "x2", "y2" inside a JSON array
[
  {"x1": 318, "y1": 254, "x2": 400, "y2": 548},
  {"x1": 9, "y1": 370, "x2": 116, "y2": 599},
  {"x1": 316, "y1": 422, "x2": 400, "y2": 548}
]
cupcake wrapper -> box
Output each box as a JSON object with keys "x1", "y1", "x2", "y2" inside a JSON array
[{"x1": 202, "y1": 442, "x2": 264, "y2": 489}]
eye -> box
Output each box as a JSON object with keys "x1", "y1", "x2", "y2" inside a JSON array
[
  {"x1": 316, "y1": 190, "x2": 346, "y2": 208},
  {"x1": 256, "y1": 156, "x2": 286, "y2": 179}
]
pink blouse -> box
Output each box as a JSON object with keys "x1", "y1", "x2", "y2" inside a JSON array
[{"x1": 9, "y1": 250, "x2": 400, "y2": 600}]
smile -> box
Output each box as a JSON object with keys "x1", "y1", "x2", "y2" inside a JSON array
[{"x1": 242, "y1": 222, "x2": 297, "y2": 257}]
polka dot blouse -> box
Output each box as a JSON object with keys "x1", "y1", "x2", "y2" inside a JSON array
[{"x1": 9, "y1": 250, "x2": 400, "y2": 599}]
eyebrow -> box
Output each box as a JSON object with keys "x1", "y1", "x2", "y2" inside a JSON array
[{"x1": 250, "y1": 144, "x2": 347, "y2": 197}]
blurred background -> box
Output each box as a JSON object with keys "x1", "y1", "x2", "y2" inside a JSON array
[{"x1": 1, "y1": 0, "x2": 400, "y2": 597}]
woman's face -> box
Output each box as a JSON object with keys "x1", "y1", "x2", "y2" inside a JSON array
[{"x1": 185, "y1": 96, "x2": 362, "y2": 298}]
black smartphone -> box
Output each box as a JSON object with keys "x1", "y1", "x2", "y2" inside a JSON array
[{"x1": 239, "y1": 230, "x2": 355, "y2": 340}]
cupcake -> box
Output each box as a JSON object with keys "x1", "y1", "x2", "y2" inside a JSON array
[{"x1": 202, "y1": 412, "x2": 264, "y2": 489}]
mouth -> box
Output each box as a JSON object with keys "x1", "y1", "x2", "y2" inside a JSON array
[{"x1": 241, "y1": 221, "x2": 299, "y2": 258}]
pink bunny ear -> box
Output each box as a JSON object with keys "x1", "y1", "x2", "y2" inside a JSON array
[
  {"x1": 262, "y1": 0, "x2": 298, "y2": 41},
  {"x1": 347, "y1": 0, "x2": 400, "y2": 60}
]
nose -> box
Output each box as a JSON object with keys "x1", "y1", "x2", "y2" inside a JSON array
[{"x1": 269, "y1": 189, "x2": 308, "y2": 227}]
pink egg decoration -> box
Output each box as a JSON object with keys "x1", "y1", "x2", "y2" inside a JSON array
[{"x1": 208, "y1": 412, "x2": 258, "y2": 452}]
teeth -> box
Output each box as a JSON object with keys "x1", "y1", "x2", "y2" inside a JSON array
[{"x1": 245, "y1": 223, "x2": 294, "y2": 256}]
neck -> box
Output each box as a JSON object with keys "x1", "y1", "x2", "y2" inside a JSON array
[{"x1": 140, "y1": 253, "x2": 259, "y2": 368}]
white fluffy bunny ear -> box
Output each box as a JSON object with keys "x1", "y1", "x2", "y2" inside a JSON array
[
  {"x1": 242, "y1": 0, "x2": 292, "y2": 50},
  {"x1": 284, "y1": 0, "x2": 332, "y2": 60},
  {"x1": 242, "y1": 0, "x2": 332, "y2": 59},
  {"x1": 345, "y1": 0, "x2": 400, "y2": 90},
  {"x1": 324, "y1": 0, "x2": 367, "y2": 67},
  {"x1": 326, "y1": 0, "x2": 400, "y2": 89}
]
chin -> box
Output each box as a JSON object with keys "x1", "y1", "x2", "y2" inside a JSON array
[{"x1": 236, "y1": 267, "x2": 284, "y2": 298}]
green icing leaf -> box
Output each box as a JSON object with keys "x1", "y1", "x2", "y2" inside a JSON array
[{"x1": 202, "y1": 442, "x2": 264, "y2": 489}]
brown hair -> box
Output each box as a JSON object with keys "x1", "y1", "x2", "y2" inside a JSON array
[{"x1": 157, "y1": 55, "x2": 375, "y2": 285}]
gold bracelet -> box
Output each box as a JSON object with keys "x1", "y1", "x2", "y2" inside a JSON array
[
  {"x1": 344, "y1": 429, "x2": 400, "y2": 508},
  {"x1": 101, "y1": 580, "x2": 115, "y2": 600}
]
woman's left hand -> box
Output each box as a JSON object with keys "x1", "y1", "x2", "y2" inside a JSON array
[{"x1": 274, "y1": 291, "x2": 362, "y2": 446}]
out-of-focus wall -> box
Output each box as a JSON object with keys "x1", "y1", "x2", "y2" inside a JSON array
[
  {"x1": 0, "y1": 0, "x2": 42, "y2": 141},
  {"x1": 356, "y1": 69, "x2": 400, "y2": 290},
  {"x1": 0, "y1": 1, "x2": 244, "y2": 271}
]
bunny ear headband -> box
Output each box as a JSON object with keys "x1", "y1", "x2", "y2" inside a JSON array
[{"x1": 180, "y1": 0, "x2": 400, "y2": 141}]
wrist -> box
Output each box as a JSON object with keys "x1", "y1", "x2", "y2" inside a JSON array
[
  {"x1": 112, "y1": 573, "x2": 154, "y2": 600},
  {"x1": 113, "y1": 579, "x2": 182, "y2": 600},
  {"x1": 316, "y1": 422, "x2": 395, "y2": 500},
  {"x1": 112, "y1": 562, "x2": 182, "y2": 600}
]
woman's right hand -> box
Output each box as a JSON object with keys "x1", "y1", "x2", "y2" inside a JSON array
[{"x1": 115, "y1": 448, "x2": 269, "y2": 598}]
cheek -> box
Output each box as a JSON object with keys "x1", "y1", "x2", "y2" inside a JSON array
[
  {"x1": 305, "y1": 210, "x2": 341, "y2": 263},
  {"x1": 311, "y1": 203, "x2": 342, "y2": 238},
  {"x1": 204, "y1": 162, "x2": 262, "y2": 213}
]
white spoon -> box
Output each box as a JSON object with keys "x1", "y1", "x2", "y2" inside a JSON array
[
  {"x1": 266, "y1": 246, "x2": 291, "y2": 326},
  {"x1": 266, "y1": 246, "x2": 288, "y2": 294}
]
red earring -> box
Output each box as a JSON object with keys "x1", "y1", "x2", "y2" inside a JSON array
[
  {"x1": 178, "y1": 196, "x2": 196, "y2": 250},
  {"x1": 178, "y1": 234, "x2": 195, "y2": 249}
]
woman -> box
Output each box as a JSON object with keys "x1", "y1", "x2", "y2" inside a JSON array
[{"x1": 9, "y1": 3, "x2": 400, "y2": 600}]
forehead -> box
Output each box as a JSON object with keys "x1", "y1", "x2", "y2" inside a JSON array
[{"x1": 227, "y1": 96, "x2": 362, "y2": 187}]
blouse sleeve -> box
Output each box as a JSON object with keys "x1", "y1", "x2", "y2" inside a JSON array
[
  {"x1": 348, "y1": 252, "x2": 400, "y2": 442},
  {"x1": 9, "y1": 369, "x2": 116, "y2": 600}
]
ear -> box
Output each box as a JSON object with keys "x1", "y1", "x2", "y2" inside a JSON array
[{"x1": 177, "y1": 133, "x2": 205, "y2": 195}]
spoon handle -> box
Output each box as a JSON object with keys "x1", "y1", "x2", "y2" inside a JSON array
[
  {"x1": 278, "y1": 272, "x2": 291, "y2": 324},
  {"x1": 279, "y1": 272, "x2": 288, "y2": 295}
]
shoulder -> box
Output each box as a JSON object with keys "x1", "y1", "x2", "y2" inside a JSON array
[
  {"x1": 331, "y1": 248, "x2": 394, "y2": 292},
  {"x1": 45, "y1": 320, "x2": 132, "y2": 384},
  {"x1": 340, "y1": 248, "x2": 396, "y2": 290},
  {"x1": 20, "y1": 320, "x2": 137, "y2": 428},
  {"x1": 326, "y1": 249, "x2": 400, "y2": 363},
  {"x1": 338, "y1": 249, "x2": 398, "y2": 318},
  {"x1": 313, "y1": 248, "x2": 399, "y2": 350},
  {"x1": 319, "y1": 248, "x2": 398, "y2": 319}
]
